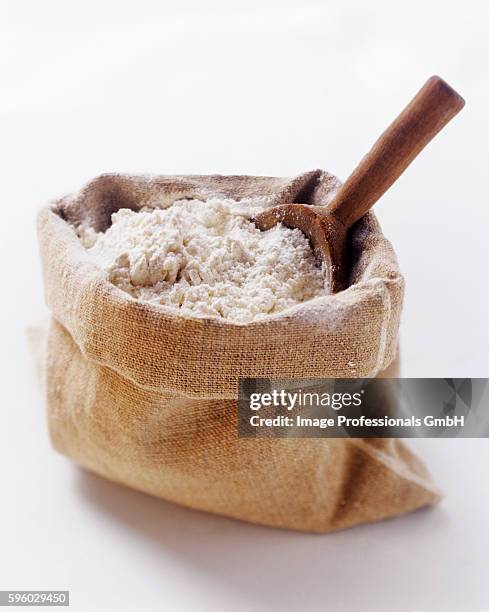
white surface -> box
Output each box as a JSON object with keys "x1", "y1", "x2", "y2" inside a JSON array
[{"x1": 1, "y1": 1, "x2": 488, "y2": 610}]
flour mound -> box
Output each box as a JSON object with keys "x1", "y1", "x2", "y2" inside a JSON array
[{"x1": 80, "y1": 197, "x2": 326, "y2": 323}]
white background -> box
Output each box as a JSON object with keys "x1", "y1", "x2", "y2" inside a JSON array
[{"x1": 1, "y1": 1, "x2": 488, "y2": 610}]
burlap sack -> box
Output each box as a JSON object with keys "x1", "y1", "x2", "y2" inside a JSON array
[{"x1": 38, "y1": 170, "x2": 440, "y2": 533}]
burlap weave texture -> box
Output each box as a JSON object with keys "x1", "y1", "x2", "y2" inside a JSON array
[{"x1": 37, "y1": 170, "x2": 439, "y2": 532}]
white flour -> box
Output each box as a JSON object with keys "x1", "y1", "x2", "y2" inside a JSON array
[{"x1": 80, "y1": 197, "x2": 326, "y2": 323}]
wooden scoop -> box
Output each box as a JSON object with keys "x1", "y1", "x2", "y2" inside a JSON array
[{"x1": 254, "y1": 76, "x2": 465, "y2": 292}]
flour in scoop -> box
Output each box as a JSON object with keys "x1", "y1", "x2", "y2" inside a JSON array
[{"x1": 79, "y1": 197, "x2": 326, "y2": 323}]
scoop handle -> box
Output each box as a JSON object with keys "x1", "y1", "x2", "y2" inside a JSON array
[{"x1": 327, "y1": 76, "x2": 465, "y2": 229}]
